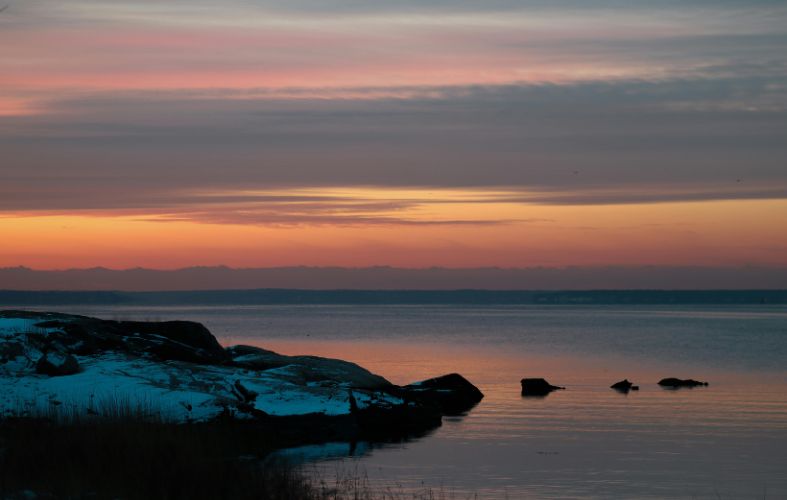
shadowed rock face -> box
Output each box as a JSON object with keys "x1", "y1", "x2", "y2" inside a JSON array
[
  {"x1": 658, "y1": 378, "x2": 708, "y2": 388},
  {"x1": 521, "y1": 378, "x2": 565, "y2": 396},
  {"x1": 228, "y1": 345, "x2": 391, "y2": 390},
  {"x1": 35, "y1": 352, "x2": 80, "y2": 376},
  {"x1": 35, "y1": 316, "x2": 230, "y2": 365}
]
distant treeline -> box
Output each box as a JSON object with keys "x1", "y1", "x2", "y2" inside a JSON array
[
  {"x1": 3, "y1": 266, "x2": 787, "y2": 292},
  {"x1": 1, "y1": 289, "x2": 785, "y2": 306}
]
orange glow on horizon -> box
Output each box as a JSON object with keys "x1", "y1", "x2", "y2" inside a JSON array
[{"x1": 1, "y1": 190, "x2": 785, "y2": 270}]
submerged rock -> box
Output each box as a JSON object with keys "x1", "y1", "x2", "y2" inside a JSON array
[
  {"x1": 520, "y1": 378, "x2": 565, "y2": 396},
  {"x1": 658, "y1": 378, "x2": 708, "y2": 388},
  {"x1": 610, "y1": 379, "x2": 639, "y2": 392}
]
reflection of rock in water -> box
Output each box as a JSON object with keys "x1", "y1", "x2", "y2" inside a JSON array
[
  {"x1": 270, "y1": 441, "x2": 372, "y2": 464},
  {"x1": 269, "y1": 421, "x2": 445, "y2": 465}
]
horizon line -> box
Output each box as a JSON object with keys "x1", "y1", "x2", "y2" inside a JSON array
[{"x1": 5, "y1": 264, "x2": 787, "y2": 272}]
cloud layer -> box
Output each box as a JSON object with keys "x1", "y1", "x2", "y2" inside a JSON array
[{"x1": 0, "y1": 0, "x2": 785, "y2": 272}]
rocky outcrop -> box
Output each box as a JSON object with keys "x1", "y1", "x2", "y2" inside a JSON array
[
  {"x1": 610, "y1": 379, "x2": 639, "y2": 392},
  {"x1": 521, "y1": 378, "x2": 565, "y2": 396},
  {"x1": 35, "y1": 315, "x2": 230, "y2": 365},
  {"x1": 0, "y1": 311, "x2": 480, "y2": 442},
  {"x1": 228, "y1": 345, "x2": 391, "y2": 389},
  {"x1": 658, "y1": 378, "x2": 708, "y2": 388}
]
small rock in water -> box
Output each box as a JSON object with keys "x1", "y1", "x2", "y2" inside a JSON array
[
  {"x1": 610, "y1": 379, "x2": 638, "y2": 392},
  {"x1": 658, "y1": 377, "x2": 708, "y2": 388},
  {"x1": 520, "y1": 378, "x2": 565, "y2": 396}
]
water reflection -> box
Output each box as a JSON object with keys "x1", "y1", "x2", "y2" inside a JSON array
[
  {"x1": 271, "y1": 424, "x2": 445, "y2": 466},
  {"x1": 239, "y1": 338, "x2": 787, "y2": 498}
]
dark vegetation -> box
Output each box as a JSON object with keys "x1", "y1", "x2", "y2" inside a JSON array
[
  {"x1": 0, "y1": 413, "x2": 443, "y2": 500},
  {"x1": 0, "y1": 417, "x2": 304, "y2": 499}
]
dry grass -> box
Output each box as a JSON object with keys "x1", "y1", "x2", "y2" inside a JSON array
[
  {"x1": 0, "y1": 401, "x2": 461, "y2": 500},
  {"x1": 0, "y1": 417, "x2": 315, "y2": 499}
]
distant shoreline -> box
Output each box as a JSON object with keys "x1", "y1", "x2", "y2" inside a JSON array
[
  {"x1": 1, "y1": 289, "x2": 785, "y2": 306},
  {"x1": 2, "y1": 266, "x2": 787, "y2": 292}
]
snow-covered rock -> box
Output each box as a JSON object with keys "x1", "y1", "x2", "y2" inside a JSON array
[
  {"x1": 35, "y1": 351, "x2": 80, "y2": 376},
  {"x1": 0, "y1": 311, "x2": 482, "y2": 431}
]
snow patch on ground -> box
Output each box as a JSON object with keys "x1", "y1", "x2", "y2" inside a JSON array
[
  {"x1": 0, "y1": 318, "x2": 45, "y2": 338},
  {"x1": 0, "y1": 353, "x2": 224, "y2": 422}
]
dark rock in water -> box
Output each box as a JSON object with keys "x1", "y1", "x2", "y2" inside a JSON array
[
  {"x1": 611, "y1": 379, "x2": 637, "y2": 392},
  {"x1": 35, "y1": 352, "x2": 80, "y2": 376},
  {"x1": 399, "y1": 373, "x2": 484, "y2": 415},
  {"x1": 658, "y1": 377, "x2": 708, "y2": 388},
  {"x1": 521, "y1": 378, "x2": 564, "y2": 396}
]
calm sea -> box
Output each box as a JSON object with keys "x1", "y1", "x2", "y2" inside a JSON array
[{"x1": 12, "y1": 303, "x2": 787, "y2": 498}]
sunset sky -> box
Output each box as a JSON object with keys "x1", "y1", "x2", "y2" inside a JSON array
[{"x1": 1, "y1": 0, "x2": 786, "y2": 272}]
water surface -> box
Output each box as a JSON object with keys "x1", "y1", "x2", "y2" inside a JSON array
[{"x1": 11, "y1": 304, "x2": 787, "y2": 498}]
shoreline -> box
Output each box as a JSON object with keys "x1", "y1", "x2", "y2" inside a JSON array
[
  {"x1": 0, "y1": 308, "x2": 482, "y2": 444},
  {"x1": 0, "y1": 309, "x2": 484, "y2": 498}
]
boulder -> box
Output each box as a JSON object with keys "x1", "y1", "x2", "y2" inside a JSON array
[
  {"x1": 33, "y1": 318, "x2": 230, "y2": 365},
  {"x1": 100, "y1": 319, "x2": 230, "y2": 364},
  {"x1": 521, "y1": 378, "x2": 564, "y2": 396},
  {"x1": 658, "y1": 377, "x2": 708, "y2": 388},
  {"x1": 118, "y1": 320, "x2": 226, "y2": 354},
  {"x1": 610, "y1": 379, "x2": 639, "y2": 392},
  {"x1": 35, "y1": 352, "x2": 80, "y2": 376},
  {"x1": 400, "y1": 373, "x2": 484, "y2": 415}
]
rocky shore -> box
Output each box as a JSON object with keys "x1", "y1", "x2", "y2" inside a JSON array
[{"x1": 0, "y1": 310, "x2": 482, "y2": 443}]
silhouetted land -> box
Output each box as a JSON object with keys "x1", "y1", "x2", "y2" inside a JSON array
[
  {"x1": 0, "y1": 289, "x2": 785, "y2": 306},
  {"x1": 2, "y1": 266, "x2": 787, "y2": 291}
]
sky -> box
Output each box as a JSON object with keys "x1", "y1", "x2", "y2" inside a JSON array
[{"x1": 1, "y1": 0, "x2": 786, "y2": 276}]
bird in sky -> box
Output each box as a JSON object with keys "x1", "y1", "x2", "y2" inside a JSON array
[{"x1": 0, "y1": 5, "x2": 8, "y2": 13}]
